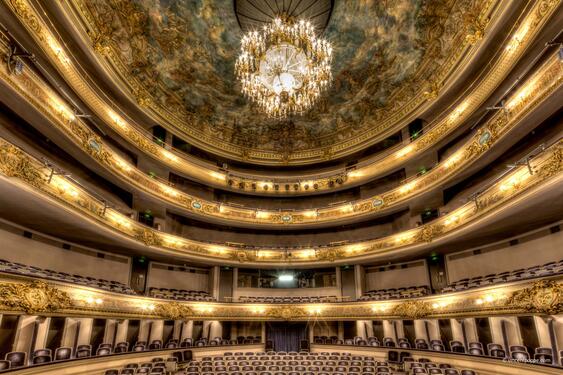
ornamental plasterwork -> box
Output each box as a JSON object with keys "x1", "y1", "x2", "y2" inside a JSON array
[
  {"x1": 392, "y1": 301, "x2": 433, "y2": 319},
  {"x1": 1, "y1": 275, "x2": 560, "y2": 320},
  {"x1": 266, "y1": 306, "x2": 307, "y2": 320},
  {"x1": 154, "y1": 302, "x2": 193, "y2": 321},
  {"x1": 0, "y1": 28, "x2": 560, "y2": 227},
  {"x1": 0, "y1": 135, "x2": 560, "y2": 265},
  {"x1": 508, "y1": 280, "x2": 563, "y2": 315},
  {"x1": 2, "y1": 2, "x2": 556, "y2": 198},
  {"x1": 0, "y1": 281, "x2": 72, "y2": 314},
  {"x1": 63, "y1": 0, "x2": 499, "y2": 165}
]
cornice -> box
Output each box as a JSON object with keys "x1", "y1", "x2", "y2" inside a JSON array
[
  {"x1": 56, "y1": 0, "x2": 504, "y2": 165},
  {"x1": 0, "y1": 135, "x2": 560, "y2": 265},
  {"x1": 2, "y1": 0, "x2": 557, "y2": 196},
  {"x1": 0, "y1": 274, "x2": 560, "y2": 320},
  {"x1": 0, "y1": 40, "x2": 560, "y2": 228}
]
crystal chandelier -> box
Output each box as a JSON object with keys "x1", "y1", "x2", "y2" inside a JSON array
[{"x1": 235, "y1": 17, "x2": 332, "y2": 118}]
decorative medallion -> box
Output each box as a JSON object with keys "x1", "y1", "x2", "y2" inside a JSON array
[
  {"x1": 508, "y1": 280, "x2": 562, "y2": 315},
  {"x1": 372, "y1": 198, "x2": 384, "y2": 208},
  {"x1": 266, "y1": 306, "x2": 306, "y2": 320},
  {"x1": 88, "y1": 138, "x2": 101, "y2": 152},
  {"x1": 281, "y1": 214, "x2": 293, "y2": 223},
  {"x1": 0, "y1": 281, "x2": 72, "y2": 314},
  {"x1": 478, "y1": 130, "x2": 491, "y2": 145},
  {"x1": 191, "y1": 201, "x2": 202, "y2": 210},
  {"x1": 154, "y1": 302, "x2": 193, "y2": 320},
  {"x1": 392, "y1": 300, "x2": 432, "y2": 319}
]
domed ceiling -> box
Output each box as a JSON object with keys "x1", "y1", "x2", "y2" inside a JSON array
[{"x1": 84, "y1": 0, "x2": 470, "y2": 163}]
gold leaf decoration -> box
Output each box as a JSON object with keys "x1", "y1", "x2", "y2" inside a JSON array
[
  {"x1": 154, "y1": 302, "x2": 193, "y2": 320},
  {"x1": 0, "y1": 143, "x2": 44, "y2": 187},
  {"x1": 134, "y1": 229, "x2": 162, "y2": 247},
  {"x1": 507, "y1": 280, "x2": 562, "y2": 315},
  {"x1": 316, "y1": 249, "x2": 344, "y2": 262},
  {"x1": 0, "y1": 281, "x2": 72, "y2": 314},
  {"x1": 392, "y1": 300, "x2": 432, "y2": 319},
  {"x1": 414, "y1": 224, "x2": 444, "y2": 243},
  {"x1": 266, "y1": 306, "x2": 306, "y2": 320}
]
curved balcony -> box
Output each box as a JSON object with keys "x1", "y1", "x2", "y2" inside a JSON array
[
  {"x1": 1, "y1": 32, "x2": 561, "y2": 228},
  {"x1": 0, "y1": 0, "x2": 556, "y2": 193},
  {"x1": 0, "y1": 135, "x2": 560, "y2": 266}
]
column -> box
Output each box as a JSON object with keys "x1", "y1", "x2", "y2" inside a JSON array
[
  {"x1": 337, "y1": 321, "x2": 344, "y2": 341},
  {"x1": 33, "y1": 317, "x2": 51, "y2": 352},
  {"x1": 104, "y1": 319, "x2": 117, "y2": 345},
  {"x1": 354, "y1": 265, "x2": 365, "y2": 299},
  {"x1": 115, "y1": 320, "x2": 129, "y2": 344},
  {"x1": 210, "y1": 266, "x2": 220, "y2": 299},
  {"x1": 149, "y1": 320, "x2": 164, "y2": 343},
  {"x1": 202, "y1": 321, "x2": 211, "y2": 339},
  {"x1": 232, "y1": 268, "x2": 239, "y2": 301},
  {"x1": 463, "y1": 318, "x2": 479, "y2": 345},
  {"x1": 61, "y1": 318, "x2": 92, "y2": 348},
  {"x1": 394, "y1": 320, "x2": 405, "y2": 340},
  {"x1": 181, "y1": 320, "x2": 194, "y2": 341},
  {"x1": 230, "y1": 322, "x2": 238, "y2": 341},
  {"x1": 364, "y1": 320, "x2": 374, "y2": 338},
  {"x1": 261, "y1": 322, "x2": 266, "y2": 343},
  {"x1": 382, "y1": 320, "x2": 396, "y2": 342},
  {"x1": 425, "y1": 320, "x2": 441, "y2": 341},
  {"x1": 450, "y1": 319, "x2": 464, "y2": 344},
  {"x1": 414, "y1": 320, "x2": 429, "y2": 342},
  {"x1": 308, "y1": 324, "x2": 315, "y2": 343},
  {"x1": 489, "y1": 317, "x2": 523, "y2": 350},
  {"x1": 209, "y1": 321, "x2": 223, "y2": 339},
  {"x1": 173, "y1": 320, "x2": 183, "y2": 341},
  {"x1": 335, "y1": 267, "x2": 342, "y2": 298},
  {"x1": 138, "y1": 320, "x2": 151, "y2": 343},
  {"x1": 13, "y1": 316, "x2": 37, "y2": 355},
  {"x1": 356, "y1": 321, "x2": 366, "y2": 339}
]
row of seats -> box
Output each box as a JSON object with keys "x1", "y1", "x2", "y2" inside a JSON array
[
  {"x1": 238, "y1": 295, "x2": 338, "y2": 303},
  {"x1": 105, "y1": 356, "x2": 178, "y2": 375},
  {"x1": 359, "y1": 286, "x2": 429, "y2": 301},
  {"x1": 182, "y1": 351, "x2": 478, "y2": 375},
  {"x1": 149, "y1": 287, "x2": 215, "y2": 301},
  {"x1": 0, "y1": 259, "x2": 135, "y2": 294},
  {"x1": 441, "y1": 259, "x2": 563, "y2": 293},
  {"x1": 333, "y1": 337, "x2": 561, "y2": 366}
]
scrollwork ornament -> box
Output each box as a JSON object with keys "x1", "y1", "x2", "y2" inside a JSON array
[
  {"x1": 266, "y1": 306, "x2": 306, "y2": 320},
  {"x1": 0, "y1": 143, "x2": 44, "y2": 187},
  {"x1": 508, "y1": 280, "x2": 562, "y2": 315},
  {"x1": 134, "y1": 229, "x2": 162, "y2": 247},
  {"x1": 316, "y1": 249, "x2": 344, "y2": 262},
  {"x1": 0, "y1": 281, "x2": 72, "y2": 314},
  {"x1": 414, "y1": 224, "x2": 445, "y2": 243},
  {"x1": 154, "y1": 302, "x2": 193, "y2": 320},
  {"x1": 392, "y1": 300, "x2": 432, "y2": 319}
]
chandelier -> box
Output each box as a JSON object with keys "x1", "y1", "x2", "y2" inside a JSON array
[{"x1": 235, "y1": 17, "x2": 332, "y2": 118}]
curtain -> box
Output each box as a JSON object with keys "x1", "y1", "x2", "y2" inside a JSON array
[{"x1": 266, "y1": 322, "x2": 307, "y2": 352}]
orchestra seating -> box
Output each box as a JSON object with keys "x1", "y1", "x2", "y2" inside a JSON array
[
  {"x1": 441, "y1": 259, "x2": 563, "y2": 293},
  {"x1": 183, "y1": 351, "x2": 479, "y2": 375},
  {"x1": 104, "y1": 356, "x2": 178, "y2": 375},
  {"x1": 148, "y1": 287, "x2": 215, "y2": 301},
  {"x1": 238, "y1": 295, "x2": 338, "y2": 303},
  {"x1": 359, "y1": 286, "x2": 429, "y2": 301},
  {"x1": 0, "y1": 259, "x2": 135, "y2": 294}
]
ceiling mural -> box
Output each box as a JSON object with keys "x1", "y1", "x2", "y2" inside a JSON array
[{"x1": 84, "y1": 0, "x2": 466, "y2": 157}]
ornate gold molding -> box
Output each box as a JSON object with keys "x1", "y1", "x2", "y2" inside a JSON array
[
  {"x1": 508, "y1": 280, "x2": 562, "y2": 315},
  {"x1": 154, "y1": 302, "x2": 194, "y2": 320},
  {"x1": 392, "y1": 301, "x2": 433, "y2": 319},
  {"x1": 0, "y1": 281, "x2": 72, "y2": 314},
  {"x1": 266, "y1": 306, "x2": 307, "y2": 320}
]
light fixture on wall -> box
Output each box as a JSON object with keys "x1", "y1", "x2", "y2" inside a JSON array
[{"x1": 278, "y1": 274, "x2": 294, "y2": 282}]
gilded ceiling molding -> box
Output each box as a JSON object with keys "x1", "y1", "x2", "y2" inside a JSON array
[
  {"x1": 2, "y1": 0, "x2": 556, "y2": 199},
  {"x1": 0, "y1": 274, "x2": 560, "y2": 320},
  {"x1": 0, "y1": 32, "x2": 560, "y2": 228},
  {"x1": 0, "y1": 281, "x2": 73, "y2": 314},
  {"x1": 0, "y1": 136, "x2": 561, "y2": 265},
  {"x1": 58, "y1": 0, "x2": 504, "y2": 165}
]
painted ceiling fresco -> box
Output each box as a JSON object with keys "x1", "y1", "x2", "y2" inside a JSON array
[{"x1": 85, "y1": 0, "x2": 465, "y2": 156}]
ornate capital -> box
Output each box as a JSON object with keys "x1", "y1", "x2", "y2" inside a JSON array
[
  {"x1": 0, "y1": 281, "x2": 72, "y2": 314},
  {"x1": 508, "y1": 280, "x2": 562, "y2": 315}
]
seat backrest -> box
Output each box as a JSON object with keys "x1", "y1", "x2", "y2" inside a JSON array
[
  {"x1": 0, "y1": 360, "x2": 10, "y2": 370},
  {"x1": 54, "y1": 347, "x2": 73, "y2": 361},
  {"x1": 5, "y1": 352, "x2": 26, "y2": 367}
]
